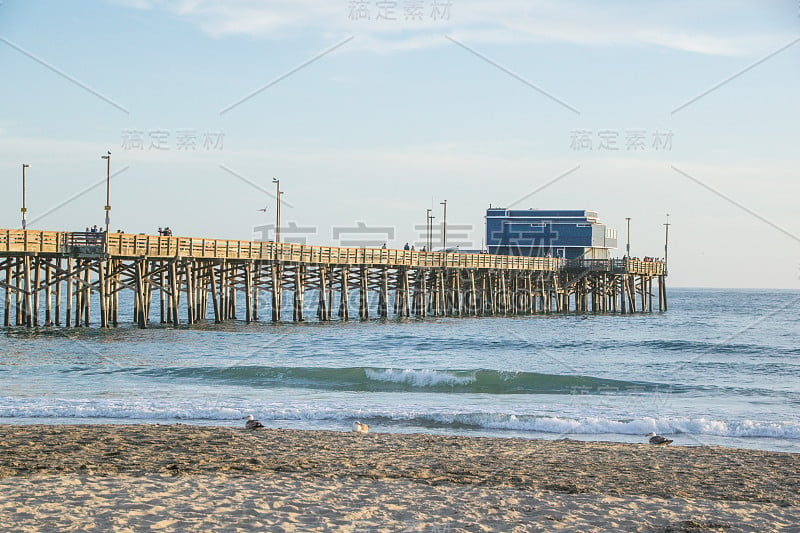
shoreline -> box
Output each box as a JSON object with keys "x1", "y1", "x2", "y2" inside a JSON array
[
  {"x1": 1, "y1": 424, "x2": 798, "y2": 531},
  {"x1": 3, "y1": 417, "x2": 798, "y2": 454}
]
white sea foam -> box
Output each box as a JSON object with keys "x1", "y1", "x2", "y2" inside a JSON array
[
  {"x1": 364, "y1": 368, "x2": 475, "y2": 387},
  {"x1": 1, "y1": 397, "x2": 799, "y2": 440},
  {"x1": 426, "y1": 413, "x2": 800, "y2": 439}
]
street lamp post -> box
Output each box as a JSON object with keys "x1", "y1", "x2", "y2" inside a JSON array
[
  {"x1": 101, "y1": 151, "x2": 111, "y2": 234},
  {"x1": 625, "y1": 217, "x2": 631, "y2": 258},
  {"x1": 21, "y1": 163, "x2": 30, "y2": 229},
  {"x1": 440, "y1": 199, "x2": 447, "y2": 251},
  {"x1": 425, "y1": 209, "x2": 431, "y2": 251},
  {"x1": 430, "y1": 213, "x2": 436, "y2": 250},
  {"x1": 272, "y1": 178, "x2": 281, "y2": 243}
]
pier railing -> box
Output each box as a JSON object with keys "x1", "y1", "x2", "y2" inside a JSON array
[
  {"x1": 103, "y1": 233, "x2": 567, "y2": 270},
  {"x1": 0, "y1": 229, "x2": 665, "y2": 274},
  {"x1": 0, "y1": 229, "x2": 63, "y2": 253},
  {"x1": 566, "y1": 258, "x2": 665, "y2": 276}
]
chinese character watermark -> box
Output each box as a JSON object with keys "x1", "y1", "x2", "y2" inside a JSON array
[
  {"x1": 332, "y1": 222, "x2": 396, "y2": 248},
  {"x1": 486, "y1": 224, "x2": 560, "y2": 257},
  {"x1": 569, "y1": 385, "x2": 673, "y2": 410},
  {"x1": 253, "y1": 222, "x2": 318, "y2": 244},
  {"x1": 347, "y1": 0, "x2": 452, "y2": 22},
  {"x1": 121, "y1": 129, "x2": 225, "y2": 150},
  {"x1": 569, "y1": 129, "x2": 673, "y2": 151}
]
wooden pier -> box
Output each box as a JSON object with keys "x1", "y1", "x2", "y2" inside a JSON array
[{"x1": 0, "y1": 230, "x2": 667, "y2": 328}]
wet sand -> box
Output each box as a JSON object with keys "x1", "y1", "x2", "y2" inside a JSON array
[{"x1": 0, "y1": 424, "x2": 797, "y2": 531}]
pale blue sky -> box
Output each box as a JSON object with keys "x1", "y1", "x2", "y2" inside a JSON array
[{"x1": 1, "y1": 0, "x2": 798, "y2": 288}]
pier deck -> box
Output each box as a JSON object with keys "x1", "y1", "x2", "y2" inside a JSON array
[{"x1": 1, "y1": 229, "x2": 666, "y2": 328}]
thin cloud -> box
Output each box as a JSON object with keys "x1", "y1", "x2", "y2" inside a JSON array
[{"x1": 113, "y1": 0, "x2": 788, "y2": 56}]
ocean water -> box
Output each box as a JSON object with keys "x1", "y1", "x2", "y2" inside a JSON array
[{"x1": 1, "y1": 288, "x2": 798, "y2": 453}]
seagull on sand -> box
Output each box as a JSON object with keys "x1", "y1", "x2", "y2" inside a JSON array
[
  {"x1": 352, "y1": 421, "x2": 369, "y2": 434},
  {"x1": 646, "y1": 432, "x2": 673, "y2": 445},
  {"x1": 243, "y1": 415, "x2": 264, "y2": 430}
]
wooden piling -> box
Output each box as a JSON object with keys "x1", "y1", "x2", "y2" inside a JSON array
[
  {"x1": 271, "y1": 264, "x2": 282, "y2": 322},
  {"x1": 169, "y1": 261, "x2": 179, "y2": 326},
  {"x1": 3, "y1": 259, "x2": 10, "y2": 327},
  {"x1": 294, "y1": 265, "x2": 305, "y2": 322},
  {"x1": 32, "y1": 257, "x2": 40, "y2": 327},
  {"x1": 98, "y1": 260, "x2": 108, "y2": 328},
  {"x1": 359, "y1": 266, "x2": 369, "y2": 320},
  {"x1": 339, "y1": 267, "x2": 350, "y2": 320},
  {"x1": 318, "y1": 266, "x2": 329, "y2": 321}
]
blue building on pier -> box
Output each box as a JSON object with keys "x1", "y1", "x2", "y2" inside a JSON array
[{"x1": 486, "y1": 208, "x2": 618, "y2": 259}]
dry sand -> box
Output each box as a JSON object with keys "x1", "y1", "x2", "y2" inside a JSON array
[{"x1": 0, "y1": 424, "x2": 797, "y2": 532}]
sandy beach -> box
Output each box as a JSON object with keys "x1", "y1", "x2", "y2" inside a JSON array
[{"x1": 0, "y1": 425, "x2": 797, "y2": 532}]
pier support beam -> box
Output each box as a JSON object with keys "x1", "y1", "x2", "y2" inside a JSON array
[
  {"x1": 210, "y1": 262, "x2": 221, "y2": 324},
  {"x1": 3, "y1": 259, "x2": 10, "y2": 327},
  {"x1": 339, "y1": 266, "x2": 349, "y2": 320},
  {"x1": 294, "y1": 265, "x2": 305, "y2": 322},
  {"x1": 317, "y1": 266, "x2": 329, "y2": 321},
  {"x1": 271, "y1": 264, "x2": 282, "y2": 322},
  {"x1": 359, "y1": 266, "x2": 369, "y2": 320},
  {"x1": 378, "y1": 267, "x2": 388, "y2": 318}
]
